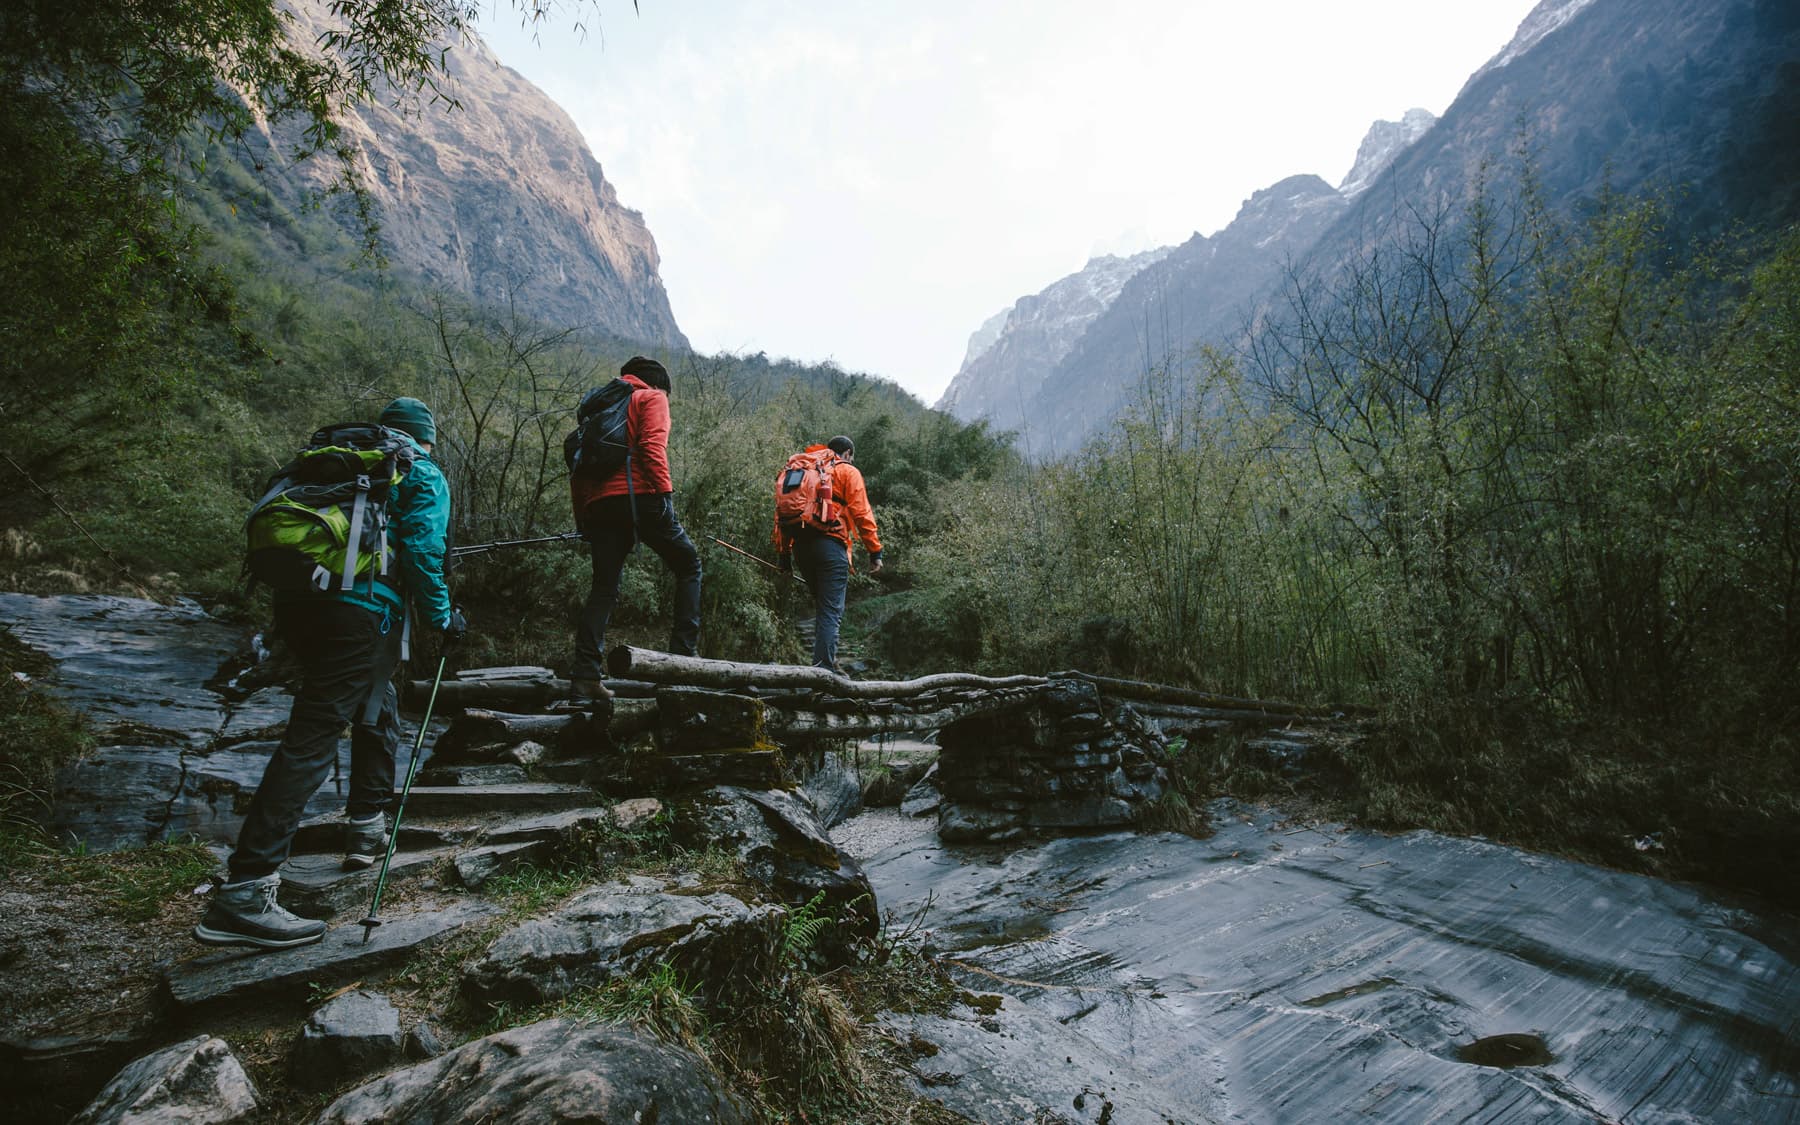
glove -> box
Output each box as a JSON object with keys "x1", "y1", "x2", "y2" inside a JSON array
[
  {"x1": 777, "y1": 553, "x2": 793, "y2": 574},
  {"x1": 442, "y1": 606, "x2": 468, "y2": 648}
]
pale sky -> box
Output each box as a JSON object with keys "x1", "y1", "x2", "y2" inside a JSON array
[{"x1": 475, "y1": 1, "x2": 1542, "y2": 404}]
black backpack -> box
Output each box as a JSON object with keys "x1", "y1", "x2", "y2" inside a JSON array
[{"x1": 563, "y1": 379, "x2": 636, "y2": 481}]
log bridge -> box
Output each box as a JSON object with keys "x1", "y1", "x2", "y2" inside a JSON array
[{"x1": 413, "y1": 646, "x2": 1361, "y2": 843}]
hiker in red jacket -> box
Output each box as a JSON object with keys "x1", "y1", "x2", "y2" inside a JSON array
[
  {"x1": 773, "y1": 435, "x2": 882, "y2": 672},
  {"x1": 569, "y1": 356, "x2": 701, "y2": 700}
]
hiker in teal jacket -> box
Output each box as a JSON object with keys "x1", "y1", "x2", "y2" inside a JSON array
[{"x1": 196, "y1": 397, "x2": 466, "y2": 951}]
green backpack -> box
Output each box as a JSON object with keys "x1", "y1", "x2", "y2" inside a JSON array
[{"x1": 245, "y1": 423, "x2": 417, "y2": 593}]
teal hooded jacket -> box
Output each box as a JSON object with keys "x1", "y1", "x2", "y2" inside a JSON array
[{"x1": 276, "y1": 431, "x2": 452, "y2": 632}]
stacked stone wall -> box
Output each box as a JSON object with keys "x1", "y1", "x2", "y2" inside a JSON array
[{"x1": 936, "y1": 679, "x2": 1168, "y2": 843}]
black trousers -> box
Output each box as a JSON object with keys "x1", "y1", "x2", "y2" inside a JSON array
[
  {"x1": 573, "y1": 492, "x2": 703, "y2": 679},
  {"x1": 229, "y1": 599, "x2": 400, "y2": 879}
]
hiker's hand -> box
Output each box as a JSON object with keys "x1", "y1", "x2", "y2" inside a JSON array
[
  {"x1": 869, "y1": 552, "x2": 883, "y2": 575},
  {"x1": 442, "y1": 607, "x2": 469, "y2": 648},
  {"x1": 777, "y1": 553, "x2": 792, "y2": 574}
]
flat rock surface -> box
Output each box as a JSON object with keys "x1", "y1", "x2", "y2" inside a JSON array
[
  {"x1": 0, "y1": 593, "x2": 435, "y2": 850},
  {"x1": 862, "y1": 799, "x2": 1800, "y2": 1124},
  {"x1": 0, "y1": 594, "x2": 240, "y2": 745},
  {"x1": 165, "y1": 898, "x2": 498, "y2": 1012},
  {"x1": 881, "y1": 1005, "x2": 1206, "y2": 1125}
]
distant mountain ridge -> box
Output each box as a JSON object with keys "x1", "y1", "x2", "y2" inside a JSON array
[
  {"x1": 936, "y1": 247, "x2": 1168, "y2": 443},
  {"x1": 938, "y1": 109, "x2": 1429, "y2": 451},
  {"x1": 231, "y1": 0, "x2": 685, "y2": 348},
  {"x1": 940, "y1": 0, "x2": 1800, "y2": 457}
]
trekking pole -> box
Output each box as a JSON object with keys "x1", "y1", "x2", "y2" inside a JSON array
[
  {"x1": 710, "y1": 536, "x2": 807, "y2": 586},
  {"x1": 357, "y1": 651, "x2": 449, "y2": 945},
  {"x1": 450, "y1": 531, "x2": 583, "y2": 560}
]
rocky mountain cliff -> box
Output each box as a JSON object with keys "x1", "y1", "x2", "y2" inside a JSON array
[
  {"x1": 936, "y1": 248, "x2": 1168, "y2": 444},
  {"x1": 235, "y1": 1, "x2": 685, "y2": 348},
  {"x1": 943, "y1": 0, "x2": 1800, "y2": 457},
  {"x1": 1336, "y1": 0, "x2": 1800, "y2": 247},
  {"x1": 1338, "y1": 108, "x2": 1436, "y2": 197}
]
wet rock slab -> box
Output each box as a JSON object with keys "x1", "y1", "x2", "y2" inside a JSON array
[
  {"x1": 165, "y1": 899, "x2": 499, "y2": 1014},
  {"x1": 863, "y1": 800, "x2": 1800, "y2": 1123},
  {"x1": 882, "y1": 1004, "x2": 1206, "y2": 1124},
  {"x1": 0, "y1": 594, "x2": 242, "y2": 745}
]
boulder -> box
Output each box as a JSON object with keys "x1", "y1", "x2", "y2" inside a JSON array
[
  {"x1": 462, "y1": 877, "x2": 782, "y2": 1010},
  {"x1": 291, "y1": 990, "x2": 402, "y2": 1089},
  {"x1": 71, "y1": 1035, "x2": 258, "y2": 1125},
  {"x1": 318, "y1": 1018, "x2": 745, "y2": 1124},
  {"x1": 403, "y1": 1022, "x2": 446, "y2": 1061},
  {"x1": 680, "y1": 787, "x2": 879, "y2": 958},
  {"x1": 801, "y1": 751, "x2": 864, "y2": 828},
  {"x1": 901, "y1": 763, "x2": 942, "y2": 818},
  {"x1": 454, "y1": 840, "x2": 548, "y2": 890}
]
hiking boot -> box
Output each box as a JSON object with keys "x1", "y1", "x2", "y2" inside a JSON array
[
  {"x1": 342, "y1": 812, "x2": 391, "y2": 871},
  {"x1": 192, "y1": 874, "x2": 327, "y2": 950},
  {"x1": 570, "y1": 677, "x2": 613, "y2": 703}
]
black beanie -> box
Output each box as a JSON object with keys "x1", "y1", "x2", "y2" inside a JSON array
[
  {"x1": 826, "y1": 435, "x2": 855, "y2": 456},
  {"x1": 621, "y1": 355, "x2": 670, "y2": 393}
]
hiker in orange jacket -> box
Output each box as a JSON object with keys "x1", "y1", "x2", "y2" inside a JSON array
[
  {"x1": 570, "y1": 356, "x2": 701, "y2": 700},
  {"x1": 773, "y1": 435, "x2": 882, "y2": 671}
]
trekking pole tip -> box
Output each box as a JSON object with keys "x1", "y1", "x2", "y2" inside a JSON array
[{"x1": 358, "y1": 917, "x2": 382, "y2": 944}]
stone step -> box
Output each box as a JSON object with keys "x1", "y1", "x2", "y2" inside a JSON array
[
  {"x1": 483, "y1": 806, "x2": 616, "y2": 845},
  {"x1": 280, "y1": 849, "x2": 455, "y2": 920},
  {"x1": 165, "y1": 898, "x2": 499, "y2": 1016},
  {"x1": 291, "y1": 814, "x2": 481, "y2": 856},
  {"x1": 530, "y1": 759, "x2": 593, "y2": 785},
  {"x1": 399, "y1": 783, "x2": 596, "y2": 818},
  {"x1": 416, "y1": 763, "x2": 530, "y2": 787},
  {"x1": 454, "y1": 840, "x2": 552, "y2": 890}
]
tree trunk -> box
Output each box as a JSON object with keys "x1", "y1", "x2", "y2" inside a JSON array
[
  {"x1": 435, "y1": 701, "x2": 657, "y2": 757},
  {"x1": 1053, "y1": 670, "x2": 1367, "y2": 718},
  {"x1": 608, "y1": 646, "x2": 1046, "y2": 698},
  {"x1": 765, "y1": 687, "x2": 1041, "y2": 738}
]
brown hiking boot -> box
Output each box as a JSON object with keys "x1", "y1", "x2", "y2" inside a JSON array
[{"x1": 570, "y1": 677, "x2": 613, "y2": 703}]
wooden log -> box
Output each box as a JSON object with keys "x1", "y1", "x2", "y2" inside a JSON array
[
  {"x1": 1108, "y1": 701, "x2": 1342, "y2": 725},
  {"x1": 408, "y1": 677, "x2": 661, "y2": 710},
  {"x1": 608, "y1": 646, "x2": 1046, "y2": 698},
  {"x1": 434, "y1": 702, "x2": 657, "y2": 758},
  {"x1": 1052, "y1": 670, "x2": 1369, "y2": 719},
  {"x1": 765, "y1": 687, "x2": 1041, "y2": 739}
]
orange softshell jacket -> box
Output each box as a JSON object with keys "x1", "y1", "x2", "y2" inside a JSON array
[
  {"x1": 568, "y1": 373, "x2": 673, "y2": 516},
  {"x1": 772, "y1": 444, "x2": 882, "y2": 568}
]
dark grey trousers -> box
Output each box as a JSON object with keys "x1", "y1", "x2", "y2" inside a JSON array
[
  {"x1": 229, "y1": 599, "x2": 400, "y2": 880},
  {"x1": 574, "y1": 492, "x2": 703, "y2": 679},
  {"x1": 793, "y1": 532, "x2": 850, "y2": 670}
]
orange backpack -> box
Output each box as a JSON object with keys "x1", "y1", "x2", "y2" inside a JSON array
[{"x1": 774, "y1": 448, "x2": 841, "y2": 535}]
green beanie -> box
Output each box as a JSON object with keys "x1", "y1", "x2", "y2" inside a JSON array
[{"x1": 379, "y1": 397, "x2": 436, "y2": 445}]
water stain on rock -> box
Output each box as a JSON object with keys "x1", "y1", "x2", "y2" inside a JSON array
[{"x1": 1456, "y1": 1032, "x2": 1555, "y2": 1068}]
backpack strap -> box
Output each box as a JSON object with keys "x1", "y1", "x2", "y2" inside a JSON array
[{"x1": 341, "y1": 474, "x2": 371, "y2": 591}]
